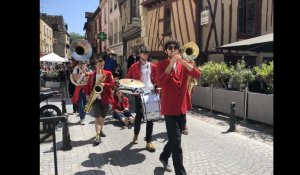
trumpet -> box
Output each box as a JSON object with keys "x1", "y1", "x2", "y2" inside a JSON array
[
  {"x1": 181, "y1": 42, "x2": 199, "y2": 61},
  {"x1": 84, "y1": 74, "x2": 106, "y2": 113}
]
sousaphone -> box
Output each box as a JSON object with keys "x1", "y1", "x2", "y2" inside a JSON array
[{"x1": 70, "y1": 39, "x2": 92, "y2": 62}]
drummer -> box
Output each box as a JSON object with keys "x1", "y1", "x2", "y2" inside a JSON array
[{"x1": 126, "y1": 46, "x2": 157, "y2": 152}]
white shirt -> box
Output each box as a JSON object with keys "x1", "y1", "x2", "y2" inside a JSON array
[
  {"x1": 173, "y1": 62, "x2": 177, "y2": 74},
  {"x1": 140, "y1": 62, "x2": 154, "y2": 94},
  {"x1": 95, "y1": 73, "x2": 102, "y2": 99}
]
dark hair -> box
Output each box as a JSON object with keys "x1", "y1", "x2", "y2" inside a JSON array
[
  {"x1": 96, "y1": 58, "x2": 104, "y2": 63},
  {"x1": 163, "y1": 39, "x2": 180, "y2": 50},
  {"x1": 138, "y1": 46, "x2": 150, "y2": 54}
]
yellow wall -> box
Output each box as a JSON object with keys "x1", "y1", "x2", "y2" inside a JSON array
[{"x1": 40, "y1": 17, "x2": 53, "y2": 55}]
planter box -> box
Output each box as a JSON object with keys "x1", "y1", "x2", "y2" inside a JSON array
[
  {"x1": 192, "y1": 86, "x2": 211, "y2": 109},
  {"x1": 213, "y1": 88, "x2": 245, "y2": 118},
  {"x1": 45, "y1": 81, "x2": 60, "y2": 88},
  {"x1": 248, "y1": 92, "x2": 273, "y2": 125}
]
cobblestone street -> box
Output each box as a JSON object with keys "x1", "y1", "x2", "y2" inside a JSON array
[{"x1": 40, "y1": 100, "x2": 273, "y2": 175}]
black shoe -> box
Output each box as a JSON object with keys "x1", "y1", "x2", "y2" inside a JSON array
[
  {"x1": 121, "y1": 125, "x2": 126, "y2": 129},
  {"x1": 159, "y1": 156, "x2": 172, "y2": 172},
  {"x1": 127, "y1": 124, "x2": 132, "y2": 129},
  {"x1": 100, "y1": 131, "x2": 106, "y2": 137},
  {"x1": 93, "y1": 137, "x2": 102, "y2": 146}
]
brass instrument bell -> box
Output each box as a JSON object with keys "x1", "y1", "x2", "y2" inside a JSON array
[
  {"x1": 181, "y1": 42, "x2": 200, "y2": 61},
  {"x1": 70, "y1": 39, "x2": 92, "y2": 62}
]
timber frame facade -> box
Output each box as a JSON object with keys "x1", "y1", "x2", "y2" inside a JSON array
[
  {"x1": 140, "y1": 0, "x2": 273, "y2": 66},
  {"x1": 83, "y1": 0, "x2": 273, "y2": 74}
]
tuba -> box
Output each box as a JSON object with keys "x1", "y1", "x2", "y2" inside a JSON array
[
  {"x1": 70, "y1": 39, "x2": 92, "y2": 62},
  {"x1": 69, "y1": 39, "x2": 92, "y2": 86},
  {"x1": 84, "y1": 74, "x2": 106, "y2": 113},
  {"x1": 181, "y1": 42, "x2": 199, "y2": 61}
]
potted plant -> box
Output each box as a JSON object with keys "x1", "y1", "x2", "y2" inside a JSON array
[
  {"x1": 247, "y1": 61, "x2": 274, "y2": 125},
  {"x1": 253, "y1": 61, "x2": 273, "y2": 94},
  {"x1": 229, "y1": 60, "x2": 256, "y2": 91}
]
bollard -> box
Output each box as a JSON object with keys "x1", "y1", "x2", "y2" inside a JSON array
[
  {"x1": 227, "y1": 102, "x2": 236, "y2": 132},
  {"x1": 61, "y1": 97, "x2": 67, "y2": 114},
  {"x1": 60, "y1": 114, "x2": 72, "y2": 151}
]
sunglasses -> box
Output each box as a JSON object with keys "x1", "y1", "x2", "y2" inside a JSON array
[{"x1": 167, "y1": 45, "x2": 179, "y2": 50}]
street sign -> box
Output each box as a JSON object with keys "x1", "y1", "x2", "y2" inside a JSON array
[{"x1": 201, "y1": 10, "x2": 209, "y2": 25}]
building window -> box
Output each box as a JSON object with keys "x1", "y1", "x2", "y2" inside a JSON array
[
  {"x1": 119, "y1": 23, "x2": 122, "y2": 43},
  {"x1": 44, "y1": 25, "x2": 46, "y2": 36},
  {"x1": 104, "y1": 8, "x2": 107, "y2": 24},
  {"x1": 163, "y1": 5, "x2": 172, "y2": 35},
  {"x1": 131, "y1": 0, "x2": 138, "y2": 18},
  {"x1": 114, "y1": 19, "x2": 118, "y2": 44},
  {"x1": 98, "y1": 17, "x2": 101, "y2": 31},
  {"x1": 238, "y1": 0, "x2": 261, "y2": 38},
  {"x1": 114, "y1": 0, "x2": 117, "y2": 9},
  {"x1": 109, "y1": 22, "x2": 113, "y2": 46},
  {"x1": 110, "y1": 0, "x2": 113, "y2": 13}
]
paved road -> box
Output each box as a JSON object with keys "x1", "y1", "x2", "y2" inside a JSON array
[{"x1": 40, "y1": 100, "x2": 273, "y2": 175}]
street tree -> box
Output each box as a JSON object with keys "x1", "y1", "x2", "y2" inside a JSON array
[{"x1": 70, "y1": 32, "x2": 85, "y2": 42}]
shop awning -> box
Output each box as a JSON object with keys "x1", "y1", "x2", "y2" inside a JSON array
[{"x1": 219, "y1": 33, "x2": 273, "y2": 52}]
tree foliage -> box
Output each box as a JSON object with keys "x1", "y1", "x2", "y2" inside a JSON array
[
  {"x1": 198, "y1": 61, "x2": 234, "y2": 88},
  {"x1": 70, "y1": 32, "x2": 85, "y2": 41},
  {"x1": 253, "y1": 61, "x2": 273, "y2": 94},
  {"x1": 230, "y1": 60, "x2": 255, "y2": 91}
]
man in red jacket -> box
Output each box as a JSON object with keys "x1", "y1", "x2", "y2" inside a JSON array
[
  {"x1": 86, "y1": 58, "x2": 115, "y2": 146},
  {"x1": 156, "y1": 39, "x2": 201, "y2": 174},
  {"x1": 126, "y1": 46, "x2": 157, "y2": 152}
]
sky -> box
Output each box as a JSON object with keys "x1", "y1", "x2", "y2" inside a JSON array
[{"x1": 40, "y1": 0, "x2": 99, "y2": 36}]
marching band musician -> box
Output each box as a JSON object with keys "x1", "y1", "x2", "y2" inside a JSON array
[
  {"x1": 71, "y1": 61, "x2": 89, "y2": 125},
  {"x1": 155, "y1": 39, "x2": 201, "y2": 174},
  {"x1": 126, "y1": 46, "x2": 157, "y2": 152},
  {"x1": 86, "y1": 58, "x2": 115, "y2": 146}
]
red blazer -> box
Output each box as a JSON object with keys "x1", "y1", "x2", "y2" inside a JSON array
[
  {"x1": 112, "y1": 96, "x2": 129, "y2": 111},
  {"x1": 86, "y1": 70, "x2": 115, "y2": 105},
  {"x1": 126, "y1": 61, "x2": 156, "y2": 85},
  {"x1": 156, "y1": 58, "x2": 201, "y2": 115}
]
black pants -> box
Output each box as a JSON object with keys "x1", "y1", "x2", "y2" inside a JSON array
[
  {"x1": 134, "y1": 95, "x2": 153, "y2": 143},
  {"x1": 160, "y1": 114, "x2": 186, "y2": 175}
]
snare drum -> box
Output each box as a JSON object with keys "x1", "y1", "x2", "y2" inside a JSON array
[
  {"x1": 140, "y1": 93, "x2": 161, "y2": 121},
  {"x1": 118, "y1": 84, "x2": 141, "y2": 95}
]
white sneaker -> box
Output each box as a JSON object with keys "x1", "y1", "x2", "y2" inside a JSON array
[
  {"x1": 124, "y1": 118, "x2": 129, "y2": 125},
  {"x1": 80, "y1": 119, "x2": 86, "y2": 125}
]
